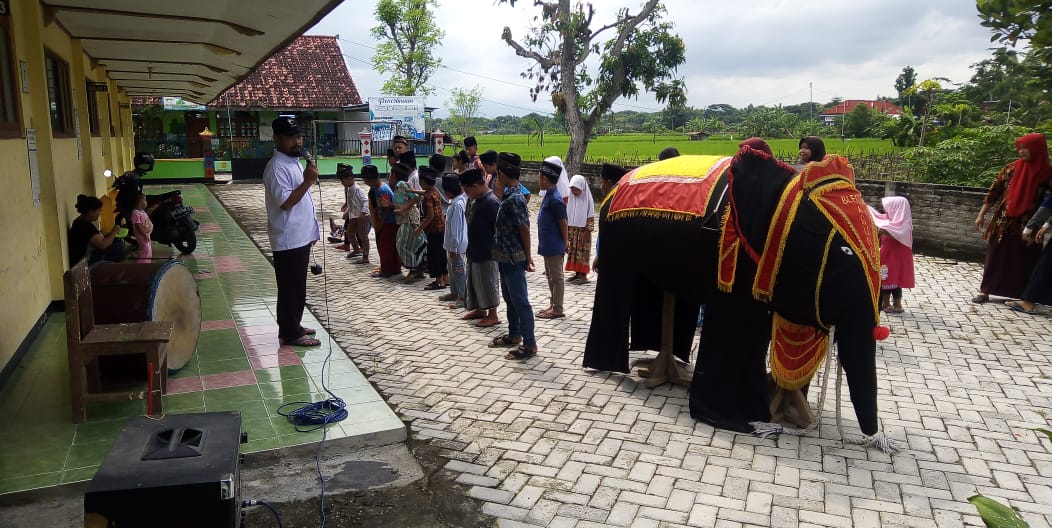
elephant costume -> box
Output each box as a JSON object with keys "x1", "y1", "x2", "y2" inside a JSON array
[{"x1": 584, "y1": 148, "x2": 893, "y2": 451}]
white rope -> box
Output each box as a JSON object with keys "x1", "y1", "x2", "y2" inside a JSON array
[
  {"x1": 850, "y1": 431, "x2": 900, "y2": 455},
  {"x1": 808, "y1": 326, "x2": 836, "y2": 432},
  {"x1": 750, "y1": 421, "x2": 807, "y2": 439},
  {"x1": 834, "y1": 348, "x2": 844, "y2": 442}
]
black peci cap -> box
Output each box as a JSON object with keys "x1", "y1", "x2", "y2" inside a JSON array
[{"x1": 272, "y1": 116, "x2": 301, "y2": 136}]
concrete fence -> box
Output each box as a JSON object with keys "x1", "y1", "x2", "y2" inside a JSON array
[{"x1": 517, "y1": 161, "x2": 990, "y2": 262}]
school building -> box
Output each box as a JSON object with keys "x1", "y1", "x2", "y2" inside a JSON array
[{"x1": 0, "y1": 0, "x2": 344, "y2": 381}]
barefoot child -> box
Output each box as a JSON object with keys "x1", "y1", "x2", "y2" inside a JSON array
[
  {"x1": 870, "y1": 196, "x2": 915, "y2": 313},
  {"x1": 337, "y1": 165, "x2": 370, "y2": 261},
  {"x1": 442, "y1": 175, "x2": 468, "y2": 308},
  {"x1": 416, "y1": 167, "x2": 448, "y2": 290}
]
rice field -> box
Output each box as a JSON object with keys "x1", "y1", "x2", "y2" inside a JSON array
[{"x1": 468, "y1": 133, "x2": 902, "y2": 164}]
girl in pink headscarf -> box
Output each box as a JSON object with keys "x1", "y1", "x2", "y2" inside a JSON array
[{"x1": 869, "y1": 196, "x2": 915, "y2": 313}]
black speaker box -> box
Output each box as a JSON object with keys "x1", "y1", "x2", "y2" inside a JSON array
[{"x1": 84, "y1": 411, "x2": 244, "y2": 528}]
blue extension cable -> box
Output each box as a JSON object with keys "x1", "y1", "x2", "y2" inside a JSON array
[{"x1": 273, "y1": 162, "x2": 347, "y2": 528}]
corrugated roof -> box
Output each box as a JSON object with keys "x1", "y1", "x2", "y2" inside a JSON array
[{"x1": 207, "y1": 35, "x2": 361, "y2": 109}]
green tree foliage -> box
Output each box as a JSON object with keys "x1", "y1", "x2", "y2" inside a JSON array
[
  {"x1": 371, "y1": 0, "x2": 444, "y2": 96},
  {"x1": 523, "y1": 113, "x2": 547, "y2": 146},
  {"x1": 660, "y1": 105, "x2": 694, "y2": 132},
  {"x1": 684, "y1": 117, "x2": 706, "y2": 133},
  {"x1": 961, "y1": 48, "x2": 1050, "y2": 127},
  {"x1": 844, "y1": 103, "x2": 872, "y2": 138},
  {"x1": 500, "y1": 0, "x2": 687, "y2": 173},
  {"x1": 642, "y1": 114, "x2": 670, "y2": 143},
  {"x1": 906, "y1": 78, "x2": 949, "y2": 146},
  {"x1": 878, "y1": 106, "x2": 921, "y2": 147},
  {"x1": 978, "y1": 0, "x2": 1052, "y2": 86},
  {"x1": 445, "y1": 85, "x2": 482, "y2": 137},
  {"x1": 739, "y1": 106, "x2": 802, "y2": 139},
  {"x1": 894, "y1": 66, "x2": 917, "y2": 108},
  {"x1": 902, "y1": 125, "x2": 1030, "y2": 186}
]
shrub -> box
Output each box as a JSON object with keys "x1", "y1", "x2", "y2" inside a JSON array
[{"x1": 902, "y1": 125, "x2": 1032, "y2": 187}]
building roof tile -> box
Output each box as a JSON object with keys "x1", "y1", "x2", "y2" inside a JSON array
[
  {"x1": 131, "y1": 36, "x2": 360, "y2": 111},
  {"x1": 820, "y1": 100, "x2": 904, "y2": 116}
]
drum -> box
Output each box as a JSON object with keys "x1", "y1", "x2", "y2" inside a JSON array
[{"x1": 90, "y1": 260, "x2": 201, "y2": 371}]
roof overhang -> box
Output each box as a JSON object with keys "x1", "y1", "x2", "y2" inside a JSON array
[{"x1": 43, "y1": 0, "x2": 344, "y2": 103}]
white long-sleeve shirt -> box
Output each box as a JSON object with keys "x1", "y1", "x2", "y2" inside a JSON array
[{"x1": 443, "y1": 194, "x2": 468, "y2": 254}]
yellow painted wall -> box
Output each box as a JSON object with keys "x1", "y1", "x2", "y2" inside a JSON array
[
  {"x1": 0, "y1": 137, "x2": 50, "y2": 370},
  {"x1": 0, "y1": 0, "x2": 134, "y2": 369}
]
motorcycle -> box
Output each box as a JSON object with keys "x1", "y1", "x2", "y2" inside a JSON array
[{"x1": 104, "y1": 153, "x2": 199, "y2": 255}]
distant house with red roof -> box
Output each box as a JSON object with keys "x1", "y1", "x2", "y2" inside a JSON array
[
  {"x1": 132, "y1": 35, "x2": 364, "y2": 159},
  {"x1": 819, "y1": 100, "x2": 904, "y2": 126}
]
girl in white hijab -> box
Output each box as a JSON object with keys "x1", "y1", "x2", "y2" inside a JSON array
[
  {"x1": 869, "y1": 196, "x2": 915, "y2": 313},
  {"x1": 565, "y1": 174, "x2": 595, "y2": 283},
  {"x1": 541, "y1": 156, "x2": 572, "y2": 203}
]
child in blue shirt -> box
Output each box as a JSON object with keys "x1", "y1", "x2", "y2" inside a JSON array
[{"x1": 536, "y1": 160, "x2": 568, "y2": 319}]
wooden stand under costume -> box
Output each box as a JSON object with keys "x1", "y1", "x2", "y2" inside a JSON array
[{"x1": 635, "y1": 293, "x2": 693, "y2": 388}]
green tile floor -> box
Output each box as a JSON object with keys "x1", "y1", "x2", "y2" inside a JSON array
[{"x1": 0, "y1": 185, "x2": 403, "y2": 495}]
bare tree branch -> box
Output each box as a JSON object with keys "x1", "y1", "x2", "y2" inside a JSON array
[
  {"x1": 502, "y1": 28, "x2": 556, "y2": 70},
  {"x1": 586, "y1": 0, "x2": 659, "y2": 124},
  {"x1": 589, "y1": 20, "x2": 619, "y2": 42}
]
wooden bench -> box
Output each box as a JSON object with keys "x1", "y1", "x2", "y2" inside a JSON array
[{"x1": 64, "y1": 260, "x2": 173, "y2": 423}]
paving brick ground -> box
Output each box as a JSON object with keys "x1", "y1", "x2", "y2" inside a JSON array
[{"x1": 213, "y1": 181, "x2": 1052, "y2": 528}]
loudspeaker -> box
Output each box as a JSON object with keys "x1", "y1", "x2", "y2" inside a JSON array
[{"x1": 84, "y1": 411, "x2": 245, "y2": 528}]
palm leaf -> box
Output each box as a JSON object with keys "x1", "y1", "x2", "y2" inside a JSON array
[{"x1": 967, "y1": 495, "x2": 1030, "y2": 528}]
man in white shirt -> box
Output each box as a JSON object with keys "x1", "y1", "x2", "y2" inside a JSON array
[{"x1": 263, "y1": 116, "x2": 321, "y2": 347}]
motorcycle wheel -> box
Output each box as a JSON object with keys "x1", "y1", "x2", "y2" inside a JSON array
[{"x1": 174, "y1": 232, "x2": 197, "y2": 254}]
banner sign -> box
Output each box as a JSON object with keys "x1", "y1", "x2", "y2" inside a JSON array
[
  {"x1": 369, "y1": 96, "x2": 425, "y2": 141},
  {"x1": 162, "y1": 97, "x2": 207, "y2": 111}
]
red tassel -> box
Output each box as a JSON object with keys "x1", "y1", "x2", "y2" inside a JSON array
[{"x1": 873, "y1": 326, "x2": 890, "y2": 341}]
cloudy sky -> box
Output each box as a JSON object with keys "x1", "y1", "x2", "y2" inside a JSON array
[{"x1": 306, "y1": 0, "x2": 1001, "y2": 118}]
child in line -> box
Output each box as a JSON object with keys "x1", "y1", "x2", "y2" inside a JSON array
[
  {"x1": 565, "y1": 175, "x2": 595, "y2": 283},
  {"x1": 417, "y1": 167, "x2": 448, "y2": 290},
  {"x1": 870, "y1": 196, "x2": 915, "y2": 313},
  {"x1": 491, "y1": 152, "x2": 536, "y2": 359},
  {"x1": 442, "y1": 175, "x2": 468, "y2": 308},
  {"x1": 131, "y1": 192, "x2": 153, "y2": 262},
  {"x1": 337, "y1": 165, "x2": 371, "y2": 262},
  {"x1": 536, "y1": 160, "x2": 568, "y2": 319}
]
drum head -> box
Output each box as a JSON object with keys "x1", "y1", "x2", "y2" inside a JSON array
[{"x1": 149, "y1": 262, "x2": 201, "y2": 371}]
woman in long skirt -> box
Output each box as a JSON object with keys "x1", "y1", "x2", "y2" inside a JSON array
[
  {"x1": 565, "y1": 174, "x2": 595, "y2": 283},
  {"x1": 972, "y1": 133, "x2": 1052, "y2": 303}
]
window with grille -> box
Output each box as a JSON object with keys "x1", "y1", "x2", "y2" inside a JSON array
[{"x1": 44, "y1": 50, "x2": 74, "y2": 137}]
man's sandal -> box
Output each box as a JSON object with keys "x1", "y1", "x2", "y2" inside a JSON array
[
  {"x1": 489, "y1": 334, "x2": 522, "y2": 348},
  {"x1": 504, "y1": 346, "x2": 537, "y2": 360},
  {"x1": 284, "y1": 336, "x2": 321, "y2": 347}
]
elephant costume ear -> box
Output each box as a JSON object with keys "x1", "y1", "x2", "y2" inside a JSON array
[{"x1": 726, "y1": 148, "x2": 798, "y2": 260}]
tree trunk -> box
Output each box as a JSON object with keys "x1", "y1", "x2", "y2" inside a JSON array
[{"x1": 564, "y1": 115, "x2": 591, "y2": 175}]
